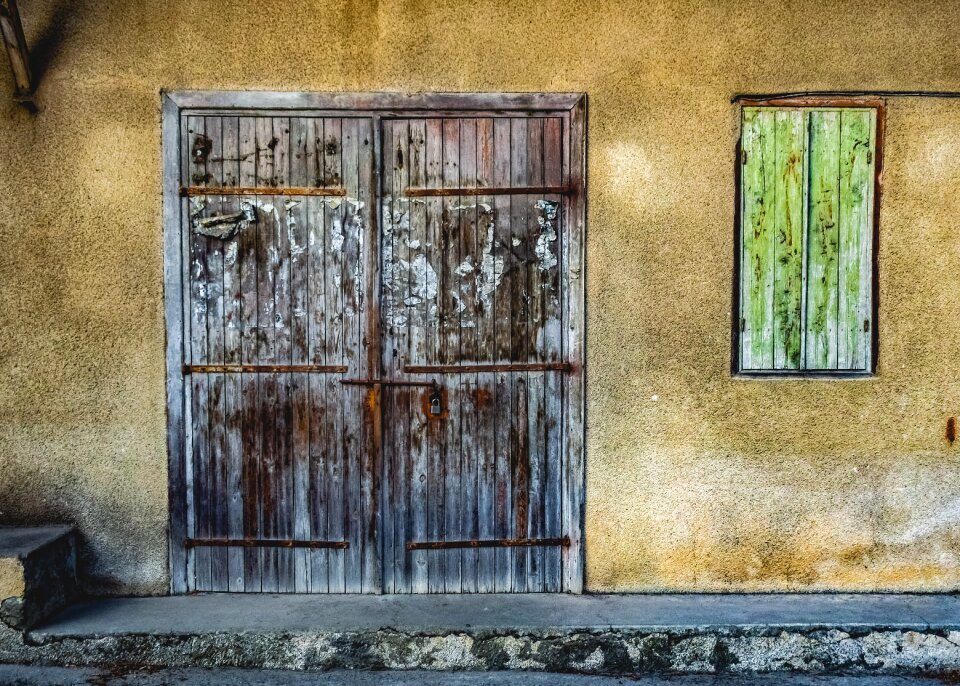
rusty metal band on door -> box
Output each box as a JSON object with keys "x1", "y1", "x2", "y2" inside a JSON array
[{"x1": 165, "y1": 93, "x2": 586, "y2": 594}]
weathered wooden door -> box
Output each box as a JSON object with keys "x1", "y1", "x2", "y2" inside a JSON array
[{"x1": 163, "y1": 93, "x2": 585, "y2": 594}]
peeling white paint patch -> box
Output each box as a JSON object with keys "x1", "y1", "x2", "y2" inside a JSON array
[
  {"x1": 410, "y1": 253, "x2": 439, "y2": 302},
  {"x1": 405, "y1": 238, "x2": 421, "y2": 249},
  {"x1": 476, "y1": 221, "x2": 505, "y2": 308},
  {"x1": 330, "y1": 217, "x2": 345, "y2": 252},
  {"x1": 455, "y1": 257, "x2": 475, "y2": 276},
  {"x1": 534, "y1": 199, "x2": 559, "y2": 272},
  {"x1": 512, "y1": 237, "x2": 522, "y2": 247},
  {"x1": 224, "y1": 242, "x2": 238, "y2": 267},
  {"x1": 449, "y1": 202, "x2": 492, "y2": 213}
]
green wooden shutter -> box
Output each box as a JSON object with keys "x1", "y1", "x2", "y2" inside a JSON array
[{"x1": 739, "y1": 106, "x2": 876, "y2": 373}]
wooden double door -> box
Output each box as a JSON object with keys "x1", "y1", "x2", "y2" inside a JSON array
[{"x1": 163, "y1": 93, "x2": 585, "y2": 594}]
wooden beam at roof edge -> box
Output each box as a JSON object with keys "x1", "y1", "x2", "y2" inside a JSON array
[{"x1": 0, "y1": 0, "x2": 32, "y2": 97}]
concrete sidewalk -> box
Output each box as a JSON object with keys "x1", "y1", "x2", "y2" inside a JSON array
[{"x1": 4, "y1": 594, "x2": 960, "y2": 675}]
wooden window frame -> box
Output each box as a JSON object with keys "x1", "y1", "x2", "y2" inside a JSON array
[
  {"x1": 731, "y1": 95, "x2": 885, "y2": 379},
  {"x1": 160, "y1": 91, "x2": 588, "y2": 593}
]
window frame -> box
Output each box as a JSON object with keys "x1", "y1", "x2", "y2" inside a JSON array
[{"x1": 731, "y1": 95, "x2": 886, "y2": 379}]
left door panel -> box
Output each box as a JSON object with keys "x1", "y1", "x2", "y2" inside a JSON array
[{"x1": 178, "y1": 114, "x2": 378, "y2": 593}]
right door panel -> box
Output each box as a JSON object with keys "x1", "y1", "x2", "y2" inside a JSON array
[{"x1": 379, "y1": 115, "x2": 570, "y2": 593}]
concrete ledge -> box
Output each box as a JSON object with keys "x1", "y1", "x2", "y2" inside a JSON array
[
  {"x1": 3, "y1": 594, "x2": 960, "y2": 675},
  {"x1": 0, "y1": 526, "x2": 77, "y2": 631}
]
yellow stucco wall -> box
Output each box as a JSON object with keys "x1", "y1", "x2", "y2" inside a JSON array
[{"x1": 1, "y1": 0, "x2": 960, "y2": 594}]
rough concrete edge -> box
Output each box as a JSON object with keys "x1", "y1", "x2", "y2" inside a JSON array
[
  {"x1": 0, "y1": 528, "x2": 79, "y2": 632},
  {"x1": 5, "y1": 625, "x2": 960, "y2": 675}
]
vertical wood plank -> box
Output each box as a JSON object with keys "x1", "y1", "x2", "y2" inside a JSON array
[
  {"x1": 324, "y1": 119, "x2": 347, "y2": 593},
  {"x1": 457, "y1": 118, "x2": 479, "y2": 593},
  {"x1": 772, "y1": 109, "x2": 805, "y2": 370},
  {"x1": 187, "y1": 115, "x2": 212, "y2": 592},
  {"x1": 358, "y1": 116, "x2": 381, "y2": 594},
  {"x1": 162, "y1": 95, "x2": 188, "y2": 594},
  {"x1": 491, "y1": 117, "x2": 513, "y2": 592},
  {"x1": 440, "y1": 118, "x2": 463, "y2": 593},
  {"x1": 806, "y1": 110, "x2": 841, "y2": 370},
  {"x1": 837, "y1": 109, "x2": 874, "y2": 371},
  {"x1": 542, "y1": 116, "x2": 564, "y2": 592},
  {"x1": 238, "y1": 116, "x2": 262, "y2": 592},
  {"x1": 203, "y1": 115, "x2": 230, "y2": 591},
  {"x1": 740, "y1": 108, "x2": 776, "y2": 370},
  {"x1": 509, "y1": 117, "x2": 530, "y2": 593},
  {"x1": 563, "y1": 98, "x2": 587, "y2": 593},
  {"x1": 289, "y1": 117, "x2": 312, "y2": 592},
  {"x1": 380, "y1": 119, "x2": 397, "y2": 593},
  {"x1": 525, "y1": 118, "x2": 546, "y2": 592},
  {"x1": 255, "y1": 117, "x2": 280, "y2": 593},
  {"x1": 474, "y1": 118, "x2": 496, "y2": 593},
  {"x1": 424, "y1": 118, "x2": 445, "y2": 593},
  {"x1": 220, "y1": 115, "x2": 245, "y2": 593},
  {"x1": 305, "y1": 117, "x2": 329, "y2": 593}
]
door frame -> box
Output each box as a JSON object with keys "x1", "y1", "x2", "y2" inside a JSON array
[{"x1": 161, "y1": 91, "x2": 587, "y2": 593}]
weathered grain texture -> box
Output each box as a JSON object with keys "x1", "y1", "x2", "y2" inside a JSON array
[
  {"x1": 220, "y1": 115, "x2": 245, "y2": 593},
  {"x1": 508, "y1": 117, "x2": 530, "y2": 593},
  {"x1": 162, "y1": 95, "x2": 188, "y2": 595},
  {"x1": 168, "y1": 95, "x2": 585, "y2": 595},
  {"x1": 474, "y1": 118, "x2": 496, "y2": 593},
  {"x1": 187, "y1": 115, "x2": 212, "y2": 592},
  {"x1": 563, "y1": 97, "x2": 587, "y2": 593},
  {"x1": 203, "y1": 115, "x2": 229, "y2": 591},
  {"x1": 237, "y1": 117, "x2": 262, "y2": 592},
  {"x1": 772, "y1": 109, "x2": 806, "y2": 370},
  {"x1": 289, "y1": 117, "x2": 311, "y2": 593},
  {"x1": 492, "y1": 117, "x2": 514, "y2": 592},
  {"x1": 740, "y1": 108, "x2": 777, "y2": 370},
  {"x1": 806, "y1": 110, "x2": 842, "y2": 370},
  {"x1": 0, "y1": 0, "x2": 32, "y2": 95},
  {"x1": 837, "y1": 109, "x2": 875, "y2": 371},
  {"x1": 439, "y1": 118, "x2": 461, "y2": 592},
  {"x1": 458, "y1": 118, "x2": 480, "y2": 593}
]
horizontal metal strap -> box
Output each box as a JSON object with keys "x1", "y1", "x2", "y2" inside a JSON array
[
  {"x1": 186, "y1": 538, "x2": 349, "y2": 550},
  {"x1": 404, "y1": 185, "x2": 570, "y2": 197},
  {"x1": 180, "y1": 186, "x2": 347, "y2": 198},
  {"x1": 404, "y1": 362, "x2": 571, "y2": 374},
  {"x1": 184, "y1": 364, "x2": 348, "y2": 374},
  {"x1": 341, "y1": 378, "x2": 436, "y2": 387},
  {"x1": 407, "y1": 537, "x2": 570, "y2": 551}
]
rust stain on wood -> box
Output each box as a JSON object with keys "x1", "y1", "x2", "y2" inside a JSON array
[
  {"x1": 405, "y1": 185, "x2": 571, "y2": 197},
  {"x1": 180, "y1": 186, "x2": 347, "y2": 198},
  {"x1": 406, "y1": 537, "x2": 570, "y2": 551},
  {"x1": 186, "y1": 538, "x2": 349, "y2": 549},
  {"x1": 405, "y1": 362, "x2": 571, "y2": 374},
  {"x1": 420, "y1": 386, "x2": 449, "y2": 421},
  {"x1": 184, "y1": 364, "x2": 348, "y2": 374}
]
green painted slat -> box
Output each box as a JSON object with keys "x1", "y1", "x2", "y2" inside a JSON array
[
  {"x1": 837, "y1": 109, "x2": 875, "y2": 371},
  {"x1": 805, "y1": 110, "x2": 842, "y2": 370},
  {"x1": 772, "y1": 109, "x2": 806, "y2": 370},
  {"x1": 740, "y1": 108, "x2": 777, "y2": 370}
]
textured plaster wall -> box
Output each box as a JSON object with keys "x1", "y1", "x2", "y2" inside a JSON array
[{"x1": 1, "y1": 0, "x2": 959, "y2": 594}]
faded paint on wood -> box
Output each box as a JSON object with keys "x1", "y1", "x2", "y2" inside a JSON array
[
  {"x1": 739, "y1": 106, "x2": 876, "y2": 374},
  {"x1": 168, "y1": 95, "x2": 586, "y2": 594}
]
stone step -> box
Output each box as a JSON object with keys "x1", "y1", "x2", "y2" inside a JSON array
[
  {"x1": 0, "y1": 525, "x2": 78, "y2": 630},
  {"x1": 3, "y1": 593, "x2": 960, "y2": 675}
]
